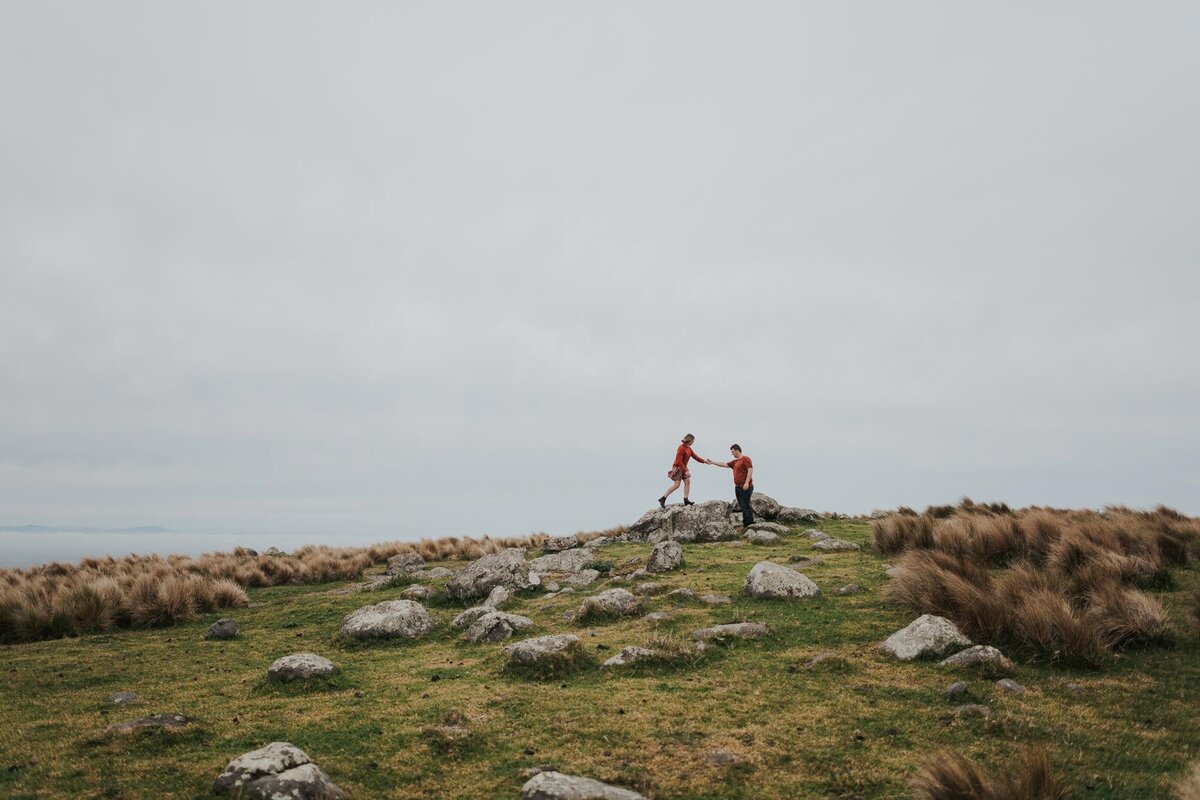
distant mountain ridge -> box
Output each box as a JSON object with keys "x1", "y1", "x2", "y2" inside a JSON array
[{"x1": 0, "y1": 525, "x2": 175, "y2": 534}]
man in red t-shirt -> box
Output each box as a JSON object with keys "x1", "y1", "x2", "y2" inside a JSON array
[{"x1": 712, "y1": 443, "x2": 755, "y2": 526}]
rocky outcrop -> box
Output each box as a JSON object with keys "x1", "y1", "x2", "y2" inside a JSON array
[
  {"x1": 520, "y1": 771, "x2": 645, "y2": 800},
  {"x1": 445, "y1": 548, "x2": 536, "y2": 600},
  {"x1": 881, "y1": 614, "x2": 971, "y2": 661},
  {"x1": 213, "y1": 742, "x2": 346, "y2": 800},
  {"x1": 742, "y1": 561, "x2": 820, "y2": 599},
  {"x1": 542, "y1": 535, "x2": 579, "y2": 552},
  {"x1": 267, "y1": 653, "x2": 337, "y2": 682},
  {"x1": 646, "y1": 540, "x2": 684, "y2": 572},
  {"x1": 628, "y1": 502, "x2": 737, "y2": 543},
  {"x1": 748, "y1": 522, "x2": 789, "y2": 535},
  {"x1": 340, "y1": 599, "x2": 435, "y2": 640},
  {"x1": 776, "y1": 507, "x2": 820, "y2": 524}
]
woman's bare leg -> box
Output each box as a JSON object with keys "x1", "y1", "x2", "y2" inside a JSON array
[
  {"x1": 662, "y1": 480, "x2": 682, "y2": 499},
  {"x1": 683, "y1": 476, "x2": 692, "y2": 500}
]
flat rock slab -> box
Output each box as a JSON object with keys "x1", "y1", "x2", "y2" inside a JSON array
[
  {"x1": 805, "y1": 529, "x2": 830, "y2": 541},
  {"x1": 464, "y1": 612, "x2": 533, "y2": 643},
  {"x1": 835, "y1": 584, "x2": 863, "y2": 596},
  {"x1": 882, "y1": 614, "x2": 972, "y2": 661},
  {"x1": 340, "y1": 599, "x2": 436, "y2": 640},
  {"x1": 106, "y1": 714, "x2": 191, "y2": 734},
  {"x1": 205, "y1": 618, "x2": 240, "y2": 640},
  {"x1": 996, "y1": 678, "x2": 1027, "y2": 693},
  {"x1": 423, "y1": 566, "x2": 454, "y2": 579},
  {"x1": 743, "y1": 561, "x2": 820, "y2": 599},
  {"x1": 646, "y1": 540, "x2": 684, "y2": 572},
  {"x1": 939, "y1": 645, "x2": 1014, "y2": 672},
  {"x1": 213, "y1": 742, "x2": 347, "y2": 800},
  {"x1": 529, "y1": 548, "x2": 596, "y2": 574},
  {"x1": 776, "y1": 507, "x2": 820, "y2": 524},
  {"x1": 267, "y1": 652, "x2": 336, "y2": 682},
  {"x1": 401, "y1": 584, "x2": 434, "y2": 601},
  {"x1": 643, "y1": 612, "x2": 671, "y2": 623},
  {"x1": 564, "y1": 569, "x2": 601, "y2": 587},
  {"x1": 632, "y1": 582, "x2": 667, "y2": 597},
  {"x1": 811, "y1": 538, "x2": 860, "y2": 552},
  {"x1": 543, "y1": 535, "x2": 579, "y2": 552},
  {"x1": 692, "y1": 622, "x2": 768, "y2": 641},
  {"x1": 108, "y1": 692, "x2": 139, "y2": 705},
  {"x1": 452, "y1": 605, "x2": 496, "y2": 629},
  {"x1": 521, "y1": 770, "x2": 645, "y2": 800},
  {"x1": 746, "y1": 530, "x2": 781, "y2": 545},
  {"x1": 700, "y1": 594, "x2": 732, "y2": 605},
  {"x1": 748, "y1": 522, "x2": 789, "y2": 535},
  {"x1": 504, "y1": 634, "x2": 582, "y2": 667},
  {"x1": 445, "y1": 547, "x2": 535, "y2": 600},
  {"x1": 666, "y1": 588, "x2": 698, "y2": 601}
]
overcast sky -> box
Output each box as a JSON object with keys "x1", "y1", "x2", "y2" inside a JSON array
[{"x1": 2, "y1": 2, "x2": 1198, "y2": 543}]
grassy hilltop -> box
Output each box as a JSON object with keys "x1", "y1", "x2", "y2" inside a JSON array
[{"x1": 1, "y1": 513, "x2": 1199, "y2": 799}]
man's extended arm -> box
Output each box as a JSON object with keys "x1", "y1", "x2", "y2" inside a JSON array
[{"x1": 710, "y1": 460, "x2": 731, "y2": 468}]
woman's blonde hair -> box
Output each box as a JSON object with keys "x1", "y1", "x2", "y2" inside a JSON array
[{"x1": 681, "y1": 433, "x2": 695, "y2": 444}]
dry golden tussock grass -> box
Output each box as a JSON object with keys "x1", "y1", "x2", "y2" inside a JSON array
[{"x1": 913, "y1": 748, "x2": 1068, "y2": 800}]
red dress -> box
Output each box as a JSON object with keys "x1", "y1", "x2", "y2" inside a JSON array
[{"x1": 668, "y1": 444, "x2": 703, "y2": 480}]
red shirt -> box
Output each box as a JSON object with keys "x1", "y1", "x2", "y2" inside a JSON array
[
  {"x1": 727, "y1": 455, "x2": 753, "y2": 486},
  {"x1": 673, "y1": 444, "x2": 704, "y2": 472}
]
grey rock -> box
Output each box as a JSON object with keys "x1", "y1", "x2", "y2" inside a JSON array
[
  {"x1": 529, "y1": 548, "x2": 595, "y2": 574},
  {"x1": 996, "y1": 678, "x2": 1027, "y2": 694},
  {"x1": 485, "y1": 585, "x2": 512, "y2": 609},
  {"x1": 626, "y1": 568, "x2": 648, "y2": 580},
  {"x1": 1065, "y1": 682, "x2": 1086, "y2": 694},
  {"x1": 646, "y1": 540, "x2": 684, "y2": 572},
  {"x1": 666, "y1": 587, "x2": 698, "y2": 601},
  {"x1": 452, "y1": 605, "x2": 495, "y2": 629},
  {"x1": 881, "y1": 614, "x2": 972, "y2": 661},
  {"x1": 804, "y1": 529, "x2": 829, "y2": 541},
  {"x1": 835, "y1": 584, "x2": 863, "y2": 596},
  {"x1": 543, "y1": 535, "x2": 579, "y2": 552},
  {"x1": 942, "y1": 681, "x2": 969, "y2": 700},
  {"x1": 340, "y1": 599, "x2": 436, "y2": 640},
  {"x1": 745, "y1": 530, "x2": 781, "y2": 545},
  {"x1": 108, "y1": 691, "x2": 138, "y2": 705},
  {"x1": 267, "y1": 652, "x2": 336, "y2": 682},
  {"x1": 692, "y1": 622, "x2": 768, "y2": 641},
  {"x1": 263, "y1": 547, "x2": 287, "y2": 557},
  {"x1": 885, "y1": 566, "x2": 905, "y2": 578},
  {"x1": 748, "y1": 494, "x2": 782, "y2": 520},
  {"x1": 578, "y1": 589, "x2": 640, "y2": 620},
  {"x1": 504, "y1": 634, "x2": 582, "y2": 667},
  {"x1": 742, "y1": 561, "x2": 820, "y2": 599},
  {"x1": 543, "y1": 581, "x2": 561, "y2": 593},
  {"x1": 564, "y1": 569, "x2": 601, "y2": 587},
  {"x1": 106, "y1": 713, "x2": 191, "y2": 734},
  {"x1": 643, "y1": 611, "x2": 670, "y2": 623},
  {"x1": 464, "y1": 611, "x2": 533, "y2": 644},
  {"x1": 939, "y1": 645, "x2": 1014, "y2": 672},
  {"x1": 213, "y1": 742, "x2": 346, "y2": 800},
  {"x1": 600, "y1": 645, "x2": 659, "y2": 669},
  {"x1": 705, "y1": 749, "x2": 743, "y2": 767},
  {"x1": 520, "y1": 770, "x2": 645, "y2": 800},
  {"x1": 631, "y1": 502, "x2": 737, "y2": 543},
  {"x1": 632, "y1": 582, "x2": 667, "y2": 596},
  {"x1": 700, "y1": 594, "x2": 732, "y2": 605},
  {"x1": 445, "y1": 548, "x2": 535, "y2": 600},
  {"x1": 386, "y1": 552, "x2": 425, "y2": 576},
  {"x1": 748, "y1": 522, "x2": 789, "y2": 535},
  {"x1": 205, "y1": 618, "x2": 240, "y2": 640},
  {"x1": 423, "y1": 566, "x2": 453, "y2": 579},
  {"x1": 776, "y1": 507, "x2": 821, "y2": 524},
  {"x1": 812, "y1": 538, "x2": 860, "y2": 552},
  {"x1": 401, "y1": 584, "x2": 434, "y2": 601},
  {"x1": 787, "y1": 555, "x2": 823, "y2": 568}
]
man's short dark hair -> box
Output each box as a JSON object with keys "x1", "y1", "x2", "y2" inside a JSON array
[{"x1": 730, "y1": 444, "x2": 741, "y2": 452}]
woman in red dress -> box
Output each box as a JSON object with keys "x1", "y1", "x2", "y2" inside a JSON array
[{"x1": 658, "y1": 433, "x2": 710, "y2": 508}]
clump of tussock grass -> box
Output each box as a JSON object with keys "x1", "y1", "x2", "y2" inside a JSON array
[
  {"x1": 875, "y1": 502, "x2": 1196, "y2": 667},
  {"x1": 913, "y1": 748, "x2": 1068, "y2": 800}
]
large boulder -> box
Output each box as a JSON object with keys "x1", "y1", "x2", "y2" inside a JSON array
[
  {"x1": 452, "y1": 605, "x2": 496, "y2": 629},
  {"x1": 776, "y1": 507, "x2": 820, "y2": 525},
  {"x1": 520, "y1": 771, "x2": 645, "y2": 800},
  {"x1": 742, "y1": 561, "x2": 820, "y2": 599},
  {"x1": 445, "y1": 548, "x2": 536, "y2": 600},
  {"x1": 386, "y1": 552, "x2": 425, "y2": 576},
  {"x1": 529, "y1": 547, "x2": 595, "y2": 574},
  {"x1": 646, "y1": 540, "x2": 684, "y2": 572},
  {"x1": 340, "y1": 599, "x2": 436, "y2": 640},
  {"x1": 628, "y1": 502, "x2": 736, "y2": 543},
  {"x1": 464, "y1": 612, "x2": 533, "y2": 643},
  {"x1": 881, "y1": 614, "x2": 972, "y2": 661},
  {"x1": 733, "y1": 493, "x2": 781, "y2": 520},
  {"x1": 578, "y1": 589, "x2": 641, "y2": 620},
  {"x1": 485, "y1": 585, "x2": 511, "y2": 609},
  {"x1": 267, "y1": 653, "x2": 336, "y2": 682},
  {"x1": 213, "y1": 742, "x2": 346, "y2": 800},
  {"x1": 745, "y1": 530, "x2": 780, "y2": 545}
]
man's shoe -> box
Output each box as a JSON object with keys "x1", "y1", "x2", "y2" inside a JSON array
[
  {"x1": 658, "y1": 497, "x2": 667, "y2": 509},
  {"x1": 683, "y1": 499, "x2": 695, "y2": 506}
]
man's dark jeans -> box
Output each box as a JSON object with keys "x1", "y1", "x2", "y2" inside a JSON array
[{"x1": 734, "y1": 485, "x2": 755, "y2": 527}]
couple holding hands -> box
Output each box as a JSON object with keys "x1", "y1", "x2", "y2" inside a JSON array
[{"x1": 658, "y1": 433, "x2": 756, "y2": 527}]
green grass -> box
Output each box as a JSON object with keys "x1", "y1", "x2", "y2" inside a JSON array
[{"x1": 1, "y1": 519, "x2": 1198, "y2": 799}]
